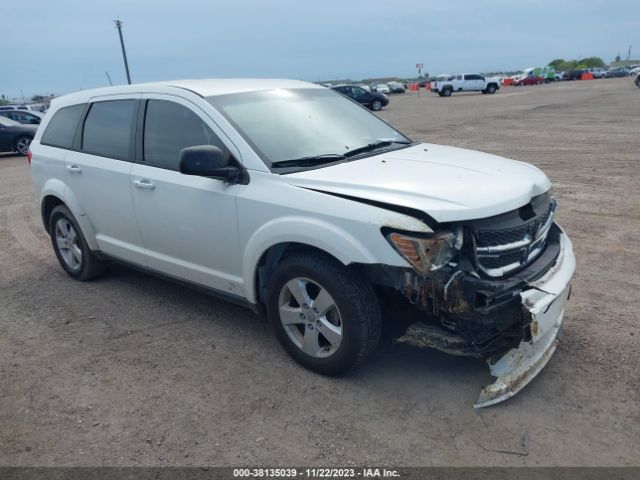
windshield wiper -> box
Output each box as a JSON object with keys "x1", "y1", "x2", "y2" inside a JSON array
[
  {"x1": 343, "y1": 140, "x2": 412, "y2": 158},
  {"x1": 271, "y1": 153, "x2": 345, "y2": 168}
]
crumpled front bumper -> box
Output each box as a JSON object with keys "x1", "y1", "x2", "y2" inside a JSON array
[{"x1": 474, "y1": 230, "x2": 576, "y2": 408}]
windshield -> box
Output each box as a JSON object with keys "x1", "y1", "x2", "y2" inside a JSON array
[
  {"x1": 208, "y1": 88, "x2": 410, "y2": 169},
  {"x1": 0, "y1": 116, "x2": 21, "y2": 127}
]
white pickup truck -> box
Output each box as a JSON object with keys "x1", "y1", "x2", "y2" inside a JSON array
[{"x1": 431, "y1": 73, "x2": 500, "y2": 97}]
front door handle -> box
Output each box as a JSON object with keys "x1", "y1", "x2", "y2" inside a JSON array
[
  {"x1": 133, "y1": 179, "x2": 155, "y2": 190},
  {"x1": 66, "y1": 165, "x2": 82, "y2": 174}
]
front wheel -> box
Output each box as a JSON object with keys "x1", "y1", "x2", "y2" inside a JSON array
[
  {"x1": 14, "y1": 136, "x2": 32, "y2": 156},
  {"x1": 442, "y1": 88, "x2": 452, "y2": 97},
  {"x1": 266, "y1": 252, "x2": 381, "y2": 376},
  {"x1": 371, "y1": 100, "x2": 382, "y2": 111},
  {"x1": 487, "y1": 84, "x2": 497, "y2": 94}
]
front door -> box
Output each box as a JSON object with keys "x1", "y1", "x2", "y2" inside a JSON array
[{"x1": 130, "y1": 96, "x2": 244, "y2": 295}]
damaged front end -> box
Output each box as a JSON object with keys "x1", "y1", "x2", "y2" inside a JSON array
[{"x1": 374, "y1": 194, "x2": 575, "y2": 407}]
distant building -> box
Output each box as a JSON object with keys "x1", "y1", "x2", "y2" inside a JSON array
[{"x1": 611, "y1": 59, "x2": 639, "y2": 68}]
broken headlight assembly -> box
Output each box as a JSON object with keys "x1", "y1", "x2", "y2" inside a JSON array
[{"x1": 385, "y1": 227, "x2": 462, "y2": 273}]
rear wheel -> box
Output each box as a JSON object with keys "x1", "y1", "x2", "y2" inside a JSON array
[
  {"x1": 14, "y1": 136, "x2": 31, "y2": 156},
  {"x1": 371, "y1": 100, "x2": 382, "y2": 111},
  {"x1": 50, "y1": 205, "x2": 106, "y2": 280},
  {"x1": 266, "y1": 252, "x2": 381, "y2": 376},
  {"x1": 487, "y1": 84, "x2": 497, "y2": 94},
  {"x1": 442, "y1": 87, "x2": 452, "y2": 97}
]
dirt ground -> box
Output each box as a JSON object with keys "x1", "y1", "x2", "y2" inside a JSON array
[{"x1": 1, "y1": 77, "x2": 638, "y2": 467}]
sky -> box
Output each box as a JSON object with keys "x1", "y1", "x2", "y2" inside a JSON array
[{"x1": 2, "y1": 0, "x2": 638, "y2": 100}]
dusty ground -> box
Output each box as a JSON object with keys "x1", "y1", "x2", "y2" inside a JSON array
[{"x1": 1, "y1": 77, "x2": 638, "y2": 467}]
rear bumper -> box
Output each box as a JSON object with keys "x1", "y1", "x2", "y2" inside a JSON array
[{"x1": 474, "y1": 230, "x2": 575, "y2": 407}]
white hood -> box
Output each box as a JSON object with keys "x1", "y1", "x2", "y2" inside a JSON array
[{"x1": 286, "y1": 143, "x2": 550, "y2": 223}]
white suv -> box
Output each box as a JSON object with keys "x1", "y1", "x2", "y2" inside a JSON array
[{"x1": 30, "y1": 79, "x2": 575, "y2": 407}]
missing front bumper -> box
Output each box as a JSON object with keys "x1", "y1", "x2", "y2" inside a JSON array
[
  {"x1": 474, "y1": 231, "x2": 575, "y2": 408},
  {"x1": 393, "y1": 229, "x2": 576, "y2": 408}
]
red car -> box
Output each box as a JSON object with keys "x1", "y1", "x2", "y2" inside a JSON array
[{"x1": 512, "y1": 75, "x2": 544, "y2": 86}]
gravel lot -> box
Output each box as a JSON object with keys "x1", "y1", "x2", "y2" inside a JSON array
[{"x1": 1, "y1": 77, "x2": 638, "y2": 467}]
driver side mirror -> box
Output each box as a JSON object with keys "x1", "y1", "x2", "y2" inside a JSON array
[{"x1": 179, "y1": 145, "x2": 242, "y2": 183}]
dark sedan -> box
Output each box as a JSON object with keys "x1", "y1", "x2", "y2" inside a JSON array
[
  {"x1": 565, "y1": 69, "x2": 588, "y2": 80},
  {"x1": 606, "y1": 68, "x2": 630, "y2": 78},
  {"x1": 0, "y1": 110, "x2": 44, "y2": 124},
  {"x1": 331, "y1": 85, "x2": 389, "y2": 111},
  {"x1": 0, "y1": 116, "x2": 37, "y2": 155}
]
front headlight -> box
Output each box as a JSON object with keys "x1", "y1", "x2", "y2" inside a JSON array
[{"x1": 385, "y1": 228, "x2": 461, "y2": 273}]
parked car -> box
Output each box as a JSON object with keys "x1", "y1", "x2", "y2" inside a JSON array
[
  {"x1": 0, "y1": 104, "x2": 46, "y2": 113},
  {"x1": 0, "y1": 110, "x2": 44, "y2": 125},
  {"x1": 431, "y1": 73, "x2": 500, "y2": 96},
  {"x1": 0, "y1": 116, "x2": 37, "y2": 155},
  {"x1": 606, "y1": 68, "x2": 630, "y2": 78},
  {"x1": 331, "y1": 85, "x2": 389, "y2": 111},
  {"x1": 388, "y1": 81, "x2": 406, "y2": 94},
  {"x1": 564, "y1": 69, "x2": 588, "y2": 80},
  {"x1": 555, "y1": 71, "x2": 566, "y2": 81},
  {"x1": 512, "y1": 74, "x2": 545, "y2": 86},
  {"x1": 376, "y1": 83, "x2": 391, "y2": 94},
  {"x1": 635, "y1": 73, "x2": 640, "y2": 88},
  {"x1": 589, "y1": 68, "x2": 607, "y2": 79},
  {"x1": 29, "y1": 79, "x2": 575, "y2": 408}
]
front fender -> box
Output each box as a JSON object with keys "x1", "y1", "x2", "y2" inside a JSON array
[{"x1": 242, "y1": 216, "x2": 380, "y2": 304}]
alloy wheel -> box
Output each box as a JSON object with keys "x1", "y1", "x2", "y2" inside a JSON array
[
  {"x1": 278, "y1": 277, "x2": 343, "y2": 358},
  {"x1": 54, "y1": 218, "x2": 82, "y2": 271}
]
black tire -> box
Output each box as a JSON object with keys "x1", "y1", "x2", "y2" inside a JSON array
[
  {"x1": 14, "y1": 136, "x2": 32, "y2": 156},
  {"x1": 442, "y1": 87, "x2": 452, "y2": 97},
  {"x1": 487, "y1": 84, "x2": 497, "y2": 94},
  {"x1": 49, "y1": 205, "x2": 106, "y2": 281},
  {"x1": 371, "y1": 100, "x2": 382, "y2": 111},
  {"x1": 266, "y1": 252, "x2": 382, "y2": 376},
  {"x1": 481, "y1": 90, "x2": 487, "y2": 94}
]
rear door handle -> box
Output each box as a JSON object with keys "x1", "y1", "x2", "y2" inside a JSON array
[
  {"x1": 66, "y1": 165, "x2": 82, "y2": 174},
  {"x1": 133, "y1": 179, "x2": 155, "y2": 190}
]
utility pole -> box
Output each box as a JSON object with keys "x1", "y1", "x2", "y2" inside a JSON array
[
  {"x1": 416, "y1": 63, "x2": 423, "y2": 97},
  {"x1": 114, "y1": 19, "x2": 132, "y2": 85}
]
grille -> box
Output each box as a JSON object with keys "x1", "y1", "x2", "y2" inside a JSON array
[{"x1": 473, "y1": 199, "x2": 556, "y2": 277}]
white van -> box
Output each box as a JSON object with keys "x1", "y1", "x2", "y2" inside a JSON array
[{"x1": 29, "y1": 79, "x2": 575, "y2": 407}]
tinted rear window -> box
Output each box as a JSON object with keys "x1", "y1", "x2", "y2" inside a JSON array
[
  {"x1": 41, "y1": 104, "x2": 85, "y2": 149},
  {"x1": 82, "y1": 100, "x2": 136, "y2": 160}
]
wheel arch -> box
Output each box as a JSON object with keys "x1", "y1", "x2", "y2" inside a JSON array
[
  {"x1": 39, "y1": 179, "x2": 99, "y2": 250},
  {"x1": 243, "y1": 218, "x2": 380, "y2": 306}
]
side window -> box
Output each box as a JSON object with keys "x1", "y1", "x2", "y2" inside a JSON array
[
  {"x1": 82, "y1": 100, "x2": 136, "y2": 160},
  {"x1": 143, "y1": 100, "x2": 226, "y2": 171},
  {"x1": 41, "y1": 104, "x2": 85, "y2": 149},
  {"x1": 352, "y1": 87, "x2": 365, "y2": 98}
]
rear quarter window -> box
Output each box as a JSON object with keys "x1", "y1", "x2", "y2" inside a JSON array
[{"x1": 41, "y1": 104, "x2": 85, "y2": 149}]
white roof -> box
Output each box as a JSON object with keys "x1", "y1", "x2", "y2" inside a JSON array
[{"x1": 51, "y1": 78, "x2": 323, "y2": 108}]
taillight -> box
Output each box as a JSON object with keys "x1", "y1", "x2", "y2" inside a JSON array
[{"x1": 27, "y1": 149, "x2": 32, "y2": 166}]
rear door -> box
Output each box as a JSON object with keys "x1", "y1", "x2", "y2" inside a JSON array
[
  {"x1": 129, "y1": 95, "x2": 243, "y2": 293},
  {"x1": 64, "y1": 96, "x2": 146, "y2": 264}
]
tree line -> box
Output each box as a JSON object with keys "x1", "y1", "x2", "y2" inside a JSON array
[{"x1": 548, "y1": 57, "x2": 606, "y2": 71}]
